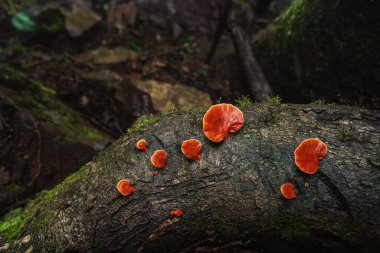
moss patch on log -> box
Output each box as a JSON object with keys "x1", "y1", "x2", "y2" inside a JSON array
[
  {"x1": 252, "y1": 0, "x2": 380, "y2": 107},
  {"x1": 0, "y1": 64, "x2": 107, "y2": 142}
]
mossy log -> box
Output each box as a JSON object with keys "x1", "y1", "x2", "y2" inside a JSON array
[
  {"x1": 0, "y1": 65, "x2": 110, "y2": 212},
  {"x1": 252, "y1": 0, "x2": 380, "y2": 107},
  {"x1": 1, "y1": 103, "x2": 380, "y2": 253}
]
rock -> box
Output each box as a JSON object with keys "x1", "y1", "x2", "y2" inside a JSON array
[
  {"x1": 65, "y1": 1, "x2": 101, "y2": 37},
  {"x1": 107, "y1": 2, "x2": 138, "y2": 27},
  {"x1": 76, "y1": 47, "x2": 138, "y2": 64},
  {"x1": 132, "y1": 79, "x2": 212, "y2": 113},
  {"x1": 80, "y1": 69, "x2": 122, "y2": 82}
]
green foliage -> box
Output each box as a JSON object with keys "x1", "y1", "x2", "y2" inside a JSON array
[
  {"x1": 265, "y1": 95, "x2": 282, "y2": 105},
  {"x1": 11, "y1": 12, "x2": 37, "y2": 32},
  {"x1": 311, "y1": 98, "x2": 327, "y2": 106},
  {"x1": 130, "y1": 42, "x2": 142, "y2": 52},
  {"x1": 258, "y1": 108, "x2": 281, "y2": 125},
  {"x1": 235, "y1": 95, "x2": 252, "y2": 110},
  {"x1": 127, "y1": 114, "x2": 160, "y2": 135},
  {"x1": 197, "y1": 68, "x2": 208, "y2": 77},
  {"x1": 311, "y1": 99, "x2": 336, "y2": 106}
]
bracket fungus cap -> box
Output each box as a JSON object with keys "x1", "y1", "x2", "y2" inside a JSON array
[
  {"x1": 203, "y1": 103, "x2": 244, "y2": 143},
  {"x1": 280, "y1": 183, "x2": 297, "y2": 199},
  {"x1": 151, "y1": 150, "x2": 168, "y2": 169},
  {"x1": 117, "y1": 179, "x2": 136, "y2": 196},
  {"x1": 181, "y1": 139, "x2": 202, "y2": 160},
  {"x1": 136, "y1": 139, "x2": 148, "y2": 151},
  {"x1": 294, "y1": 138, "x2": 328, "y2": 174}
]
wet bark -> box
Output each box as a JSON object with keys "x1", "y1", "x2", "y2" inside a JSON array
[{"x1": 1, "y1": 104, "x2": 380, "y2": 253}]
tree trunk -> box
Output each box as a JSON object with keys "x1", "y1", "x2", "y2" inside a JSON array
[
  {"x1": 252, "y1": 0, "x2": 380, "y2": 107},
  {"x1": 0, "y1": 103, "x2": 379, "y2": 253}
]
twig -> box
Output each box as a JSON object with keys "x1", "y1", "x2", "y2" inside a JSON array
[
  {"x1": 204, "y1": 0, "x2": 233, "y2": 64},
  {"x1": 228, "y1": 24, "x2": 273, "y2": 102}
]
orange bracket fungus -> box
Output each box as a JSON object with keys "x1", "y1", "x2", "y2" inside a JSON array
[
  {"x1": 294, "y1": 138, "x2": 328, "y2": 174},
  {"x1": 171, "y1": 208, "x2": 184, "y2": 217},
  {"x1": 181, "y1": 139, "x2": 202, "y2": 160},
  {"x1": 203, "y1": 103, "x2": 244, "y2": 142},
  {"x1": 151, "y1": 150, "x2": 168, "y2": 169},
  {"x1": 117, "y1": 179, "x2": 136, "y2": 196},
  {"x1": 280, "y1": 183, "x2": 297, "y2": 199},
  {"x1": 136, "y1": 139, "x2": 148, "y2": 151}
]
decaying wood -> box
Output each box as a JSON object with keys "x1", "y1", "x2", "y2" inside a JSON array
[
  {"x1": 1, "y1": 104, "x2": 380, "y2": 253},
  {"x1": 229, "y1": 24, "x2": 273, "y2": 102}
]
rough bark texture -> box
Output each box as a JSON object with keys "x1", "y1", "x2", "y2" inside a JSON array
[
  {"x1": 1, "y1": 103, "x2": 380, "y2": 253},
  {"x1": 252, "y1": 0, "x2": 380, "y2": 107}
]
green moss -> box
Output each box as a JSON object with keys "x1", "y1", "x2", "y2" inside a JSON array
[
  {"x1": 0, "y1": 208, "x2": 27, "y2": 241},
  {"x1": 253, "y1": 0, "x2": 380, "y2": 108},
  {"x1": 0, "y1": 165, "x2": 88, "y2": 243},
  {"x1": 126, "y1": 114, "x2": 160, "y2": 135},
  {"x1": 310, "y1": 99, "x2": 336, "y2": 106},
  {"x1": 235, "y1": 95, "x2": 252, "y2": 110},
  {"x1": 258, "y1": 108, "x2": 281, "y2": 125},
  {"x1": 265, "y1": 95, "x2": 282, "y2": 105},
  {"x1": 0, "y1": 64, "x2": 107, "y2": 142}
]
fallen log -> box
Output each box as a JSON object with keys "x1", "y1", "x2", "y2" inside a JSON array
[{"x1": 0, "y1": 103, "x2": 379, "y2": 253}]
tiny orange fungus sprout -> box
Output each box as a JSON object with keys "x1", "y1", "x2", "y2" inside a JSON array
[
  {"x1": 171, "y1": 208, "x2": 184, "y2": 217},
  {"x1": 280, "y1": 183, "x2": 297, "y2": 199},
  {"x1": 136, "y1": 139, "x2": 148, "y2": 151},
  {"x1": 117, "y1": 179, "x2": 136, "y2": 196}
]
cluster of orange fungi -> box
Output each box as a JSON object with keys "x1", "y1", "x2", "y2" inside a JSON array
[
  {"x1": 117, "y1": 103, "x2": 328, "y2": 213},
  {"x1": 280, "y1": 138, "x2": 328, "y2": 199}
]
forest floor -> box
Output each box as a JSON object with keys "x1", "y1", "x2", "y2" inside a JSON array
[{"x1": 0, "y1": 0, "x2": 291, "y2": 214}]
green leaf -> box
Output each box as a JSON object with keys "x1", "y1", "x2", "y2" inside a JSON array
[{"x1": 11, "y1": 12, "x2": 37, "y2": 32}]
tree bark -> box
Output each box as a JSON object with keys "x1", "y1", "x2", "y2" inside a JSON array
[
  {"x1": 252, "y1": 0, "x2": 380, "y2": 107},
  {"x1": 1, "y1": 103, "x2": 379, "y2": 253}
]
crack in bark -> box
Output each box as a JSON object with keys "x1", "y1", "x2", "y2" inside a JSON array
[{"x1": 318, "y1": 170, "x2": 354, "y2": 221}]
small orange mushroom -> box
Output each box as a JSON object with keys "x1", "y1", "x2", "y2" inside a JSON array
[
  {"x1": 136, "y1": 139, "x2": 148, "y2": 151},
  {"x1": 151, "y1": 150, "x2": 168, "y2": 169},
  {"x1": 280, "y1": 183, "x2": 297, "y2": 199},
  {"x1": 181, "y1": 139, "x2": 202, "y2": 160},
  {"x1": 117, "y1": 179, "x2": 136, "y2": 196},
  {"x1": 154, "y1": 171, "x2": 159, "y2": 175},
  {"x1": 203, "y1": 103, "x2": 244, "y2": 142},
  {"x1": 294, "y1": 138, "x2": 328, "y2": 174},
  {"x1": 171, "y1": 208, "x2": 184, "y2": 217}
]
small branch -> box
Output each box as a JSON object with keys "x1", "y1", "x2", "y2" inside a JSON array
[
  {"x1": 228, "y1": 24, "x2": 273, "y2": 102},
  {"x1": 204, "y1": 0, "x2": 233, "y2": 64}
]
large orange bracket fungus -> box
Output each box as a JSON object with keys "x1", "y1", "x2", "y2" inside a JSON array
[
  {"x1": 181, "y1": 139, "x2": 202, "y2": 160},
  {"x1": 203, "y1": 103, "x2": 244, "y2": 142},
  {"x1": 294, "y1": 138, "x2": 328, "y2": 174}
]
